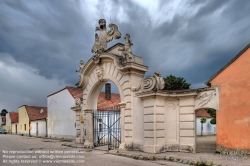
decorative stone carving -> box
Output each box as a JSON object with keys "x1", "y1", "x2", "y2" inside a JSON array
[
  {"x1": 166, "y1": 103, "x2": 178, "y2": 110},
  {"x1": 196, "y1": 91, "x2": 216, "y2": 107},
  {"x1": 132, "y1": 72, "x2": 165, "y2": 92},
  {"x1": 76, "y1": 60, "x2": 85, "y2": 73},
  {"x1": 75, "y1": 97, "x2": 83, "y2": 107},
  {"x1": 91, "y1": 19, "x2": 121, "y2": 53},
  {"x1": 92, "y1": 54, "x2": 101, "y2": 64},
  {"x1": 118, "y1": 33, "x2": 134, "y2": 62},
  {"x1": 96, "y1": 65, "x2": 104, "y2": 82}
]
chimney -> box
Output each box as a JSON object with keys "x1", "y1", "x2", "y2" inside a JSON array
[{"x1": 105, "y1": 83, "x2": 111, "y2": 100}]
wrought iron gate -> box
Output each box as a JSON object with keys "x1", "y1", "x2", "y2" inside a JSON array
[{"x1": 93, "y1": 110, "x2": 121, "y2": 150}]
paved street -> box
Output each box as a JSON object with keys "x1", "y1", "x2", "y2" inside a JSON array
[{"x1": 0, "y1": 134, "x2": 185, "y2": 166}]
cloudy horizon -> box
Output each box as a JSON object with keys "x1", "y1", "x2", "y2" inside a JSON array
[{"x1": 1, "y1": 0, "x2": 250, "y2": 112}]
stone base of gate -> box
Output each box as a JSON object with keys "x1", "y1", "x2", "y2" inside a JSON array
[
  {"x1": 76, "y1": 138, "x2": 84, "y2": 144},
  {"x1": 84, "y1": 140, "x2": 94, "y2": 148}
]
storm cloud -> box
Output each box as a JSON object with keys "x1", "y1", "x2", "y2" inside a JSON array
[{"x1": 0, "y1": 0, "x2": 250, "y2": 111}]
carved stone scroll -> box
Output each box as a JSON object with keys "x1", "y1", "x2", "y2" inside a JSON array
[{"x1": 132, "y1": 72, "x2": 165, "y2": 92}]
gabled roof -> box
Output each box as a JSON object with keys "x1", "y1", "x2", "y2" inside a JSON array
[
  {"x1": 206, "y1": 43, "x2": 250, "y2": 85},
  {"x1": 9, "y1": 112, "x2": 18, "y2": 123},
  {"x1": 97, "y1": 92, "x2": 120, "y2": 110},
  {"x1": 196, "y1": 109, "x2": 212, "y2": 118},
  {"x1": 47, "y1": 86, "x2": 83, "y2": 99},
  {"x1": 25, "y1": 106, "x2": 47, "y2": 121}
]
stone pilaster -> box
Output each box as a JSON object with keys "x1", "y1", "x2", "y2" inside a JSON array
[
  {"x1": 118, "y1": 102, "x2": 126, "y2": 149},
  {"x1": 83, "y1": 109, "x2": 94, "y2": 148},
  {"x1": 178, "y1": 96, "x2": 196, "y2": 153},
  {"x1": 139, "y1": 93, "x2": 165, "y2": 153},
  {"x1": 71, "y1": 106, "x2": 82, "y2": 143}
]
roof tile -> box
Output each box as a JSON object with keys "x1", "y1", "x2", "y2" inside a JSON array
[{"x1": 25, "y1": 106, "x2": 47, "y2": 121}]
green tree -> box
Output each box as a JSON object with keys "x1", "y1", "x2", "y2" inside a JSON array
[
  {"x1": 1, "y1": 109, "x2": 8, "y2": 116},
  {"x1": 200, "y1": 117, "x2": 207, "y2": 136},
  {"x1": 163, "y1": 74, "x2": 191, "y2": 90},
  {"x1": 205, "y1": 108, "x2": 216, "y2": 124}
]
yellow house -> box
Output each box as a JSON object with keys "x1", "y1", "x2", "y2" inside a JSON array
[{"x1": 18, "y1": 106, "x2": 30, "y2": 135}]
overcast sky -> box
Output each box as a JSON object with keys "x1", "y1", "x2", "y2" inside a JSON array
[{"x1": 1, "y1": 0, "x2": 250, "y2": 112}]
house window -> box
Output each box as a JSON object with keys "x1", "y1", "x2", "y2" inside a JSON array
[{"x1": 24, "y1": 124, "x2": 26, "y2": 131}]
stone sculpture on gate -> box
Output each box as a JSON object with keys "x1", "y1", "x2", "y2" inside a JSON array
[
  {"x1": 118, "y1": 33, "x2": 134, "y2": 62},
  {"x1": 91, "y1": 19, "x2": 121, "y2": 53}
]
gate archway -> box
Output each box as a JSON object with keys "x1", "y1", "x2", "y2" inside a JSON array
[{"x1": 76, "y1": 47, "x2": 148, "y2": 149}]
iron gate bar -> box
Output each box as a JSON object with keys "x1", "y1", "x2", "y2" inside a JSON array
[{"x1": 93, "y1": 110, "x2": 121, "y2": 150}]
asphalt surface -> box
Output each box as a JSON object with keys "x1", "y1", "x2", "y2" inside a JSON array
[{"x1": 0, "y1": 134, "x2": 186, "y2": 166}]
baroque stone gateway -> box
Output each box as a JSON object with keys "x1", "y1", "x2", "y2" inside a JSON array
[{"x1": 72, "y1": 19, "x2": 219, "y2": 153}]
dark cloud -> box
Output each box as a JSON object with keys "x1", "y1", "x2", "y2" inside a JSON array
[{"x1": 0, "y1": 0, "x2": 250, "y2": 111}]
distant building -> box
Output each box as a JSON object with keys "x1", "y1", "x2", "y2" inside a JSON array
[
  {"x1": 196, "y1": 109, "x2": 216, "y2": 135},
  {"x1": 5, "y1": 112, "x2": 18, "y2": 133},
  {"x1": 207, "y1": 43, "x2": 250, "y2": 150},
  {"x1": 18, "y1": 105, "x2": 47, "y2": 136},
  {"x1": 0, "y1": 116, "x2": 6, "y2": 129}
]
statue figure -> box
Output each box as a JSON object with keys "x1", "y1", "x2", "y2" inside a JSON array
[
  {"x1": 91, "y1": 19, "x2": 121, "y2": 53},
  {"x1": 76, "y1": 60, "x2": 85, "y2": 73},
  {"x1": 118, "y1": 33, "x2": 134, "y2": 62}
]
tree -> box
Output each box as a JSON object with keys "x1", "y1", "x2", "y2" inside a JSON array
[
  {"x1": 200, "y1": 117, "x2": 207, "y2": 136},
  {"x1": 1, "y1": 109, "x2": 8, "y2": 116},
  {"x1": 163, "y1": 74, "x2": 191, "y2": 90},
  {"x1": 205, "y1": 108, "x2": 216, "y2": 124}
]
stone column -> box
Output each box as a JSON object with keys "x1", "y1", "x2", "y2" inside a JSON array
[
  {"x1": 178, "y1": 96, "x2": 196, "y2": 153},
  {"x1": 71, "y1": 106, "x2": 82, "y2": 143},
  {"x1": 83, "y1": 109, "x2": 94, "y2": 148},
  {"x1": 118, "y1": 102, "x2": 126, "y2": 149}
]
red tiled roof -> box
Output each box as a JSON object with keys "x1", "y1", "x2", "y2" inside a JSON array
[
  {"x1": 9, "y1": 112, "x2": 18, "y2": 123},
  {"x1": 47, "y1": 86, "x2": 120, "y2": 110},
  {"x1": 25, "y1": 106, "x2": 47, "y2": 121},
  {"x1": 66, "y1": 86, "x2": 83, "y2": 99},
  {"x1": 97, "y1": 92, "x2": 120, "y2": 110},
  {"x1": 47, "y1": 86, "x2": 83, "y2": 99},
  {"x1": 196, "y1": 109, "x2": 212, "y2": 118}
]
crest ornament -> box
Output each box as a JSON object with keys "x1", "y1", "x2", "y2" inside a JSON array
[
  {"x1": 132, "y1": 72, "x2": 165, "y2": 92},
  {"x1": 91, "y1": 19, "x2": 121, "y2": 53},
  {"x1": 118, "y1": 33, "x2": 134, "y2": 63},
  {"x1": 96, "y1": 65, "x2": 104, "y2": 82}
]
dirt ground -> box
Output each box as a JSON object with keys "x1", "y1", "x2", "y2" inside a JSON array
[{"x1": 196, "y1": 135, "x2": 216, "y2": 153}]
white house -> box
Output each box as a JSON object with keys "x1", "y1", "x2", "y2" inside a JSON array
[
  {"x1": 48, "y1": 85, "x2": 121, "y2": 140},
  {"x1": 196, "y1": 109, "x2": 216, "y2": 135},
  {"x1": 47, "y1": 86, "x2": 81, "y2": 139},
  {"x1": 28, "y1": 107, "x2": 47, "y2": 137}
]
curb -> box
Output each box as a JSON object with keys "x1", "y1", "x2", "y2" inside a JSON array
[{"x1": 108, "y1": 150, "x2": 221, "y2": 166}]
